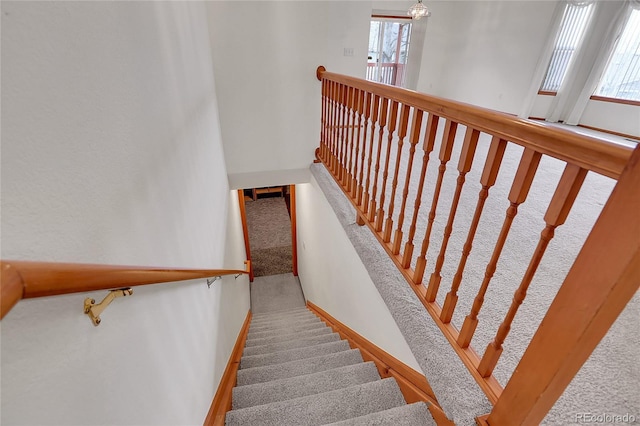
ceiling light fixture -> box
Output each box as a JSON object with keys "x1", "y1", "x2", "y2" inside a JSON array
[{"x1": 407, "y1": 0, "x2": 430, "y2": 20}]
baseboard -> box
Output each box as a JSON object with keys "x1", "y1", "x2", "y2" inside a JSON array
[
  {"x1": 307, "y1": 301, "x2": 454, "y2": 426},
  {"x1": 203, "y1": 310, "x2": 252, "y2": 426}
]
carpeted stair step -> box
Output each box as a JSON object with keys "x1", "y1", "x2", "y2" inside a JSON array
[
  {"x1": 225, "y1": 377, "x2": 405, "y2": 426},
  {"x1": 236, "y1": 348, "x2": 364, "y2": 386},
  {"x1": 247, "y1": 319, "x2": 326, "y2": 339},
  {"x1": 250, "y1": 312, "x2": 319, "y2": 326},
  {"x1": 245, "y1": 326, "x2": 333, "y2": 347},
  {"x1": 250, "y1": 309, "x2": 315, "y2": 323},
  {"x1": 240, "y1": 340, "x2": 350, "y2": 369},
  {"x1": 325, "y1": 402, "x2": 435, "y2": 425},
  {"x1": 249, "y1": 316, "x2": 321, "y2": 332},
  {"x1": 243, "y1": 332, "x2": 341, "y2": 357},
  {"x1": 251, "y1": 307, "x2": 309, "y2": 319},
  {"x1": 232, "y1": 361, "x2": 381, "y2": 409}
]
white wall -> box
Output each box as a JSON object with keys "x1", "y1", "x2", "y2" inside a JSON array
[
  {"x1": 296, "y1": 179, "x2": 423, "y2": 373},
  {"x1": 206, "y1": 1, "x2": 327, "y2": 181},
  {"x1": 206, "y1": 1, "x2": 372, "y2": 188},
  {"x1": 580, "y1": 99, "x2": 640, "y2": 138},
  {"x1": 1, "y1": 2, "x2": 249, "y2": 424},
  {"x1": 416, "y1": 1, "x2": 559, "y2": 114}
]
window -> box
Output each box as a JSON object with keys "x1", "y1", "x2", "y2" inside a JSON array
[
  {"x1": 367, "y1": 18, "x2": 412, "y2": 87},
  {"x1": 593, "y1": 9, "x2": 640, "y2": 102},
  {"x1": 539, "y1": 2, "x2": 594, "y2": 94}
]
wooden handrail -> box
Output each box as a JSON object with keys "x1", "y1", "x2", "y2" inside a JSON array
[
  {"x1": 0, "y1": 259, "x2": 250, "y2": 319},
  {"x1": 317, "y1": 67, "x2": 632, "y2": 179}
]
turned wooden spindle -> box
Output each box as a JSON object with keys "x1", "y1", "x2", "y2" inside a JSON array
[
  {"x1": 426, "y1": 127, "x2": 480, "y2": 312},
  {"x1": 375, "y1": 101, "x2": 400, "y2": 232},
  {"x1": 477, "y1": 163, "x2": 587, "y2": 377},
  {"x1": 402, "y1": 113, "x2": 439, "y2": 268},
  {"x1": 351, "y1": 90, "x2": 365, "y2": 199},
  {"x1": 392, "y1": 108, "x2": 424, "y2": 255},
  {"x1": 363, "y1": 94, "x2": 381, "y2": 215},
  {"x1": 383, "y1": 104, "x2": 411, "y2": 243},
  {"x1": 458, "y1": 148, "x2": 542, "y2": 348},
  {"x1": 329, "y1": 81, "x2": 339, "y2": 172},
  {"x1": 414, "y1": 120, "x2": 458, "y2": 288},
  {"x1": 441, "y1": 137, "x2": 507, "y2": 324},
  {"x1": 357, "y1": 92, "x2": 372, "y2": 206},
  {"x1": 339, "y1": 84, "x2": 349, "y2": 181},
  {"x1": 368, "y1": 97, "x2": 390, "y2": 222},
  {"x1": 344, "y1": 86, "x2": 356, "y2": 189},
  {"x1": 320, "y1": 79, "x2": 327, "y2": 160}
]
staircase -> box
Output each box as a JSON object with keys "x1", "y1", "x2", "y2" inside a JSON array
[{"x1": 225, "y1": 307, "x2": 435, "y2": 425}]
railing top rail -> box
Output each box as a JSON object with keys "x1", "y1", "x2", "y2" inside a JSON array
[
  {"x1": 317, "y1": 67, "x2": 634, "y2": 180},
  {"x1": 0, "y1": 259, "x2": 250, "y2": 319}
]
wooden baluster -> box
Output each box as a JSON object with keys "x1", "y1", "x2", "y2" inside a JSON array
[
  {"x1": 362, "y1": 94, "x2": 379, "y2": 214},
  {"x1": 375, "y1": 100, "x2": 400, "y2": 232},
  {"x1": 458, "y1": 148, "x2": 542, "y2": 348},
  {"x1": 339, "y1": 84, "x2": 348, "y2": 181},
  {"x1": 351, "y1": 90, "x2": 364, "y2": 199},
  {"x1": 368, "y1": 97, "x2": 390, "y2": 222},
  {"x1": 357, "y1": 92, "x2": 372, "y2": 206},
  {"x1": 428, "y1": 128, "x2": 480, "y2": 304},
  {"x1": 478, "y1": 163, "x2": 587, "y2": 377},
  {"x1": 347, "y1": 87, "x2": 358, "y2": 192},
  {"x1": 414, "y1": 120, "x2": 458, "y2": 288},
  {"x1": 329, "y1": 81, "x2": 339, "y2": 172},
  {"x1": 441, "y1": 137, "x2": 507, "y2": 324},
  {"x1": 402, "y1": 113, "x2": 439, "y2": 268},
  {"x1": 324, "y1": 79, "x2": 331, "y2": 162},
  {"x1": 392, "y1": 107, "x2": 423, "y2": 254},
  {"x1": 330, "y1": 82, "x2": 340, "y2": 176},
  {"x1": 383, "y1": 104, "x2": 411, "y2": 243},
  {"x1": 344, "y1": 87, "x2": 355, "y2": 188},
  {"x1": 320, "y1": 79, "x2": 326, "y2": 160}
]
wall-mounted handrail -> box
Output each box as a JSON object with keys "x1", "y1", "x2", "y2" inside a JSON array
[
  {"x1": 314, "y1": 65, "x2": 638, "y2": 423},
  {"x1": 0, "y1": 259, "x2": 250, "y2": 320}
]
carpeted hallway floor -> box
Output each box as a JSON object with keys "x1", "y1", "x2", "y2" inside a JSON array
[{"x1": 245, "y1": 196, "x2": 292, "y2": 277}]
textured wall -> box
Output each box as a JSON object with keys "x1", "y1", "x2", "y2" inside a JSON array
[
  {"x1": 295, "y1": 179, "x2": 423, "y2": 374},
  {"x1": 1, "y1": 2, "x2": 249, "y2": 424}
]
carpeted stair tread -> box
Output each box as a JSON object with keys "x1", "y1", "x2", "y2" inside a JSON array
[
  {"x1": 245, "y1": 326, "x2": 333, "y2": 347},
  {"x1": 324, "y1": 402, "x2": 435, "y2": 425},
  {"x1": 247, "y1": 319, "x2": 326, "y2": 338},
  {"x1": 249, "y1": 317, "x2": 321, "y2": 332},
  {"x1": 251, "y1": 308, "x2": 313, "y2": 322},
  {"x1": 250, "y1": 312, "x2": 319, "y2": 325},
  {"x1": 252, "y1": 306, "x2": 308, "y2": 316},
  {"x1": 250, "y1": 315, "x2": 319, "y2": 328},
  {"x1": 243, "y1": 332, "x2": 341, "y2": 357},
  {"x1": 236, "y1": 348, "x2": 364, "y2": 386},
  {"x1": 251, "y1": 305, "x2": 308, "y2": 317},
  {"x1": 225, "y1": 378, "x2": 405, "y2": 426},
  {"x1": 232, "y1": 361, "x2": 381, "y2": 409},
  {"x1": 241, "y1": 340, "x2": 351, "y2": 369}
]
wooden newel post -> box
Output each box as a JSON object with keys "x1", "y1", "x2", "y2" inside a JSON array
[
  {"x1": 316, "y1": 65, "x2": 326, "y2": 81},
  {"x1": 488, "y1": 145, "x2": 640, "y2": 425}
]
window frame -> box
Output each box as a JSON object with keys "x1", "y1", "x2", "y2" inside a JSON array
[{"x1": 590, "y1": 7, "x2": 640, "y2": 106}]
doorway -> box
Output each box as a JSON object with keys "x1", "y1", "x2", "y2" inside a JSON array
[
  {"x1": 238, "y1": 185, "x2": 297, "y2": 281},
  {"x1": 367, "y1": 17, "x2": 412, "y2": 88}
]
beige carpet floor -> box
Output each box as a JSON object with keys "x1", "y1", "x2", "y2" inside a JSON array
[{"x1": 245, "y1": 197, "x2": 292, "y2": 277}]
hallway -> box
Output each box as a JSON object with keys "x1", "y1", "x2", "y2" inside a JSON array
[{"x1": 245, "y1": 195, "x2": 292, "y2": 277}]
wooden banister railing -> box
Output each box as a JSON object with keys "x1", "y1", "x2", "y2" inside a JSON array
[
  {"x1": 0, "y1": 260, "x2": 250, "y2": 319},
  {"x1": 315, "y1": 66, "x2": 639, "y2": 424}
]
